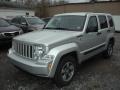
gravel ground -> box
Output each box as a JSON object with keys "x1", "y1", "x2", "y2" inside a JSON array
[{"x1": 0, "y1": 33, "x2": 120, "y2": 90}]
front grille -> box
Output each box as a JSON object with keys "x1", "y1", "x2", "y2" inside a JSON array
[
  {"x1": 13, "y1": 41, "x2": 34, "y2": 59},
  {"x1": 4, "y1": 32, "x2": 19, "y2": 37}
]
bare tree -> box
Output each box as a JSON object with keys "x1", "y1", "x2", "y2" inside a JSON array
[
  {"x1": 35, "y1": 0, "x2": 50, "y2": 18},
  {"x1": 110, "y1": 0, "x2": 120, "y2": 1},
  {"x1": 90, "y1": 0, "x2": 97, "y2": 3},
  {"x1": 53, "y1": 0, "x2": 68, "y2": 5},
  {"x1": 90, "y1": 0, "x2": 120, "y2": 2}
]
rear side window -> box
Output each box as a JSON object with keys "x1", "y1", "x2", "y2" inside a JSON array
[
  {"x1": 108, "y1": 16, "x2": 114, "y2": 27},
  {"x1": 98, "y1": 15, "x2": 108, "y2": 29}
]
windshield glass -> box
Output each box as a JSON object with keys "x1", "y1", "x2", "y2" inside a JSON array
[
  {"x1": 45, "y1": 15, "x2": 86, "y2": 31},
  {"x1": 26, "y1": 17, "x2": 45, "y2": 25},
  {"x1": 0, "y1": 19, "x2": 10, "y2": 27}
]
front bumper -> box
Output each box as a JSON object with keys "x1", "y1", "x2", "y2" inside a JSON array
[
  {"x1": 0, "y1": 31, "x2": 22, "y2": 44},
  {"x1": 0, "y1": 37, "x2": 12, "y2": 44},
  {"x1": 7, "y1": 50, "x2": 54, "y2": 77}
]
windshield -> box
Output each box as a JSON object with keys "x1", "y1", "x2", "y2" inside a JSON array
[
  {"x1": 45, "y1": 15, "x2": 86, "y2": 31},
  {"x1": 26, "y1": 17, "x2": 45, "y2": 25},
  {"x1": 0, "y1": 19, "x2": 10, "y2": 27}
]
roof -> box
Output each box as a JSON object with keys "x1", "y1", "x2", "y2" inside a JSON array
[
  {"x1": 15, "y1": 15, "x2": 38, "y2": 18},
  {"x1": 50, "y1": 1, "x2": 120, "y2": 7},
  {"x1": 55, "y1": 12, "x2": 111, "y2": 16}
]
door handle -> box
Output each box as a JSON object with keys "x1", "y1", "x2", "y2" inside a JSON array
[
  {"x1": 77, "y1": 35, "x2": 83, "y2": 38},
  {"x1": 76, "y1": 35, "x2": 83, "y2": 40},
  {"x1": 107, "y1": 30, "x2": 110, "y2": 32},
  {"x1": 97, "y1": 32, "x2": 102, "y2": 35}
]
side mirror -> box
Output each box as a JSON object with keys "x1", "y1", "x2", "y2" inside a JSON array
[
  {"x1": 86, "y1": 26, "x2": 98, "y2": 33},
  {"x1": 21, "y1": 22, "x2": 27, "y2": 26},
  {"x1": 43, "y1": 24, "x2": 47, "y2": 29}
]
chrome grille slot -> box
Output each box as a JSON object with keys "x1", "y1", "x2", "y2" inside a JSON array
[{"x1": 13, "y1": 41, "x2": 34, "y2": 59}]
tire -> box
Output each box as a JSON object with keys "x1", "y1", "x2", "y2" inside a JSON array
[
  {"x1": 103, "y1": 41, "x2": 113, "y2": 58},
  {"x1": 53, "y1": 55, "x2": 77, "y2": 87}
]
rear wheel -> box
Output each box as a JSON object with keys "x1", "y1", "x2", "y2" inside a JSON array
[
  {"x1": 53, "y1": 55, "x2": 76, "y2": 87},
  {"x1": 103, "y1": 41, "x2": 113, "y2": 58}
]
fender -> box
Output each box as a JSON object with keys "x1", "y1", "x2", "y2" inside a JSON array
[
  {"x1": 47, "y1": 43, "x2": 79, "y2": 78},
  {"x1": 105, "y1": 33, "x2": 115, "y2": 48}
]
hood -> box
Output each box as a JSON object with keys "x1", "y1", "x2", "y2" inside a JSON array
[
  {"x1": 0, "y1": 25, "x2": 20, "y2": 32},
  {"x1": 14, "y1": 29, "x2": 81, "y2": 46}
]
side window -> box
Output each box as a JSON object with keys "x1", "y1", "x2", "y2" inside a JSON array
[
  {"x1": 108, "y1": 16, "x2": 114, "y2": 27},
  {"x1": 98, "y1": 15, "x2": 108, "y2": 29},
  {"x1": 11, "y1": 17, "x2": 21, "y2": 24},
  {"x1": 86, "y1": 16, "x2": 98, "y2": 32},
  {"x1": 21, "y1": 17, "x2": 27, "y2": 24},
  {"x1": 11, "y1": 18, "x2": 17, "y2": 24}
]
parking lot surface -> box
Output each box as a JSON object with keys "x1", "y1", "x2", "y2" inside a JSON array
[{"x1": 0, "y1": 33, "x2": 120, "y2": 90}]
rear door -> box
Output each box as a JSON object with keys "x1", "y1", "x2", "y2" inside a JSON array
[
  {"x1": 79, "y1": 15, "x2": 100, "y2": 60},
  {"x1": 97, "y1": 15, "x2": 109, "y2": 45},
  {"x1": 107, "y1": 15, "x2": 115, "y2": 32}
]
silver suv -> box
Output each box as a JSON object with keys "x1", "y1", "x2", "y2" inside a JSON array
[{"x1": 8, "y1": 12, "x2": 115, "y2": 87}]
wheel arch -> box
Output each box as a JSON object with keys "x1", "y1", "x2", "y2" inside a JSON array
[
  {"x1": 60, "y1": 51, "x2": 79, "y2": 65},
  {"x1": 109, "y1": 37, "x2": 115, "y2": 46},
  {"x1": 48, "y1": 43, "x2": 79, "y2": 78}
]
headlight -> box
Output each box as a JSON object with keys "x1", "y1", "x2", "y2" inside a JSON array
[{"x1": 33, "y1": 45, "x2": 46, "y2": 60}]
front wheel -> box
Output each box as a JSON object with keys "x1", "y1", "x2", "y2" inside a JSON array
[{"x1": 53, "y1": 55, "x2": 76, "y2": 87}]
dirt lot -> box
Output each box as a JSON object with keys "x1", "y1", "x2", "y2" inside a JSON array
[{"x1": 0, "y1": 33, "x2": 120, "y2": 90}]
